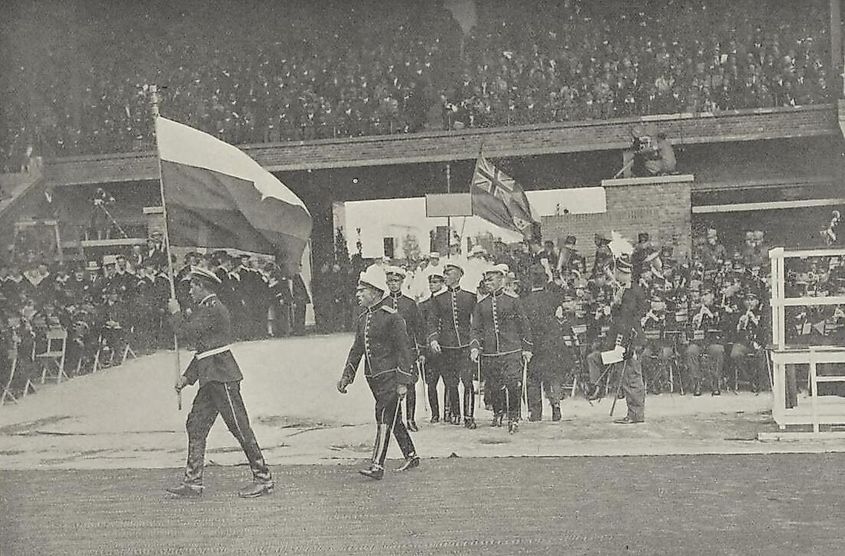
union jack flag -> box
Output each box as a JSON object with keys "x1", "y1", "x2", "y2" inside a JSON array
[{"x1": 471, "y1": 153, "x2": 538, "y2": 237}]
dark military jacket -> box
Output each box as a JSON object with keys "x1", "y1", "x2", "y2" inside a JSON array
[
  {"x1": 427, "y1": 286, "x2": 476, "y2": 349},
  {"x1": 342, "y1": 299, "x2": 415, "y2": 395},
  {"x1": 470, "y1": 287, "x2": 533, "y2": 356},
  {"x1": 521, "y1": 287, "x2": 562, "y2": 352},
  {"x1": 607, "y1": 283, "x2": 648, "y2": 348},
  {"x1": 170, "y1": 294, "x2": 242, "y2": 386},
  {"x1": 385, "y1": 291, "x2": 425, "y2": 352}
]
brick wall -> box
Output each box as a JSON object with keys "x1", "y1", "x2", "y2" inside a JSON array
[{"x1": 542, "y1": 176, "x2": 692, "y2": 264}]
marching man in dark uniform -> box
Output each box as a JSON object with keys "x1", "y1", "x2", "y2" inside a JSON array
[
  {"x1": 384, "y1": 266, "x2": 426, "y2": 432},
  {"x1": 426, "y1": 260, "x2": 477, "y2": 428},
  {"x1": 470, "y1": 264, "x2": 533, "y2": 434},
  {"x1": 418, "y1": 267, "x2": 446, "y2": 423},
  {"x1": 522, "y1": 264, "x2": 566, "y2": 422},
  {"x1": 337, "y1": 267, "x2": 419, "y2": 480},
  {"x1": 166, "y1": 267, "x2": 274, "y2": 498},
  {"x1": 586, "y1": 256, "x2": 648, "y2": 423}
]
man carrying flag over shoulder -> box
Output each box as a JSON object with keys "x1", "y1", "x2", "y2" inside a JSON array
[
  {"x1": 167, "y1": 266, "x2": 274, "y2": 498},
  {"x1": 154, "y1": 116, "x2": 311, "y2": 497}
]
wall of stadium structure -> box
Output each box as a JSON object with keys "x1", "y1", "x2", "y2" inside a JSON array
[{"x1": 542, "y1": 175, "x2": 693, "y2": 262}]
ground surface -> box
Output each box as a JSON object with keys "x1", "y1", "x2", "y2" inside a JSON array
[
  {"x1": 2, "y1": 454, "x2": 844, "y2": 555},
  {"x1": 2, "y1": 334, "x2": 843, "y2": 470},
  {"x1": 1, "y1": 334, "x2": 844, "y2": 554}
]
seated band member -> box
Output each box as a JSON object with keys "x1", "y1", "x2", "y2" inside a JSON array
[{"x1": 337, "y1": 267, "x2": 419, "y2": 480}]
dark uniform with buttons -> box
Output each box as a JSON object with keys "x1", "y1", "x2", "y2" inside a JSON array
[
  {"x1": 170, "y1": 287, "x2": 272, "y2": 493},
  {"x1": 426, "y1": 285, "x2": 476, "y2": 424},
  {"x1": 521, "y1": 271, "x2": 569, "y2": 421},
  {"x1": 470, "y1": 286, "x2": 533, "y2": 429},
  {"x1": 385, "y1": 290, "x2": 425, "y2": 429},
  {"x1": 341, "y1": 299, "x2": 417, "y2": 472}
]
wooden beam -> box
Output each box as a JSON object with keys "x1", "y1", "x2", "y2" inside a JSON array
[{"x1": 692, "y1": 198, "x2": 845, "y2": 213}]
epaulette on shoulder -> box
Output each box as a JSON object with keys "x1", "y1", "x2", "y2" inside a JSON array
[
  {"x1": 432, "y1": 289, "x2": 447, "y2": 297},
  {"x1": 381, "y1": 305, "x2": 397, "y2": 314},
  {"x1": 504, "y1": 290, "x2": 519, "y2": 298},
  {"x1": 477, "y1": 293, "x2": 490, "y2": 302}
]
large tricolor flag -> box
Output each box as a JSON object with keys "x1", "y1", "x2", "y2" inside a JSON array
[
  {"x1": 471, "y1": 153, "x2": 539, "y2": 239},
  {"x1": 155, "y1": 117, "x2": 311, "y2": 265}
]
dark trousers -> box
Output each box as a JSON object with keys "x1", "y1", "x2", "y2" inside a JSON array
[
  {"x1": 484, "y1": 352, "x2": 523, "y2": 421},
  {"x1": 373, "y1": 389, "x2": 415, "y2": 465},
  {"x1": 440, "y1": 347, "x2": 474, "y2": 418},
  {"x1": 527, "y1": 350, "x2": 568, "y2": 419},
  {"x1": 292, "y1": 302, "x2": 307, "y2": 335},
  {"x1": 424, "y1": 355, "x2": 443, "y2": 417},
  {"x1": 184, "y1": 381, "x2": 272, "y2": 486}
]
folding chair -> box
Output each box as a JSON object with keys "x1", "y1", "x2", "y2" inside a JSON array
[
  {"x1": 1, "y1": 348, "x2": 20, "y2": 405},
  {"x1": 121, "y1": 325, "x2": 138, "y2": 364},
  {"x1": 37, "y1": 327, "x2": 69, "y2": 384}
]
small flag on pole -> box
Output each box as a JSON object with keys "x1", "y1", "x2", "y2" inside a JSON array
[
  {"x1": 470, "y1": 152, "x2": 539, "y2": 240},
  {"x1": 155, "y1": 117, "x2": 311, "y2": 263}
]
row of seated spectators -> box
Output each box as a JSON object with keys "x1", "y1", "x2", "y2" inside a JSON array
[
  {"x1": 0, "y1": 246, "x2": 311, "y2": 401},
  {"x1": 0, "y1": 0, "x2": 832, "y2": 170}
]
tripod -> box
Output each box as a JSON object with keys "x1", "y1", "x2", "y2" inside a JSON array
[{"x1": 90, "y1": 202, "x2": 129, "y2": 240}]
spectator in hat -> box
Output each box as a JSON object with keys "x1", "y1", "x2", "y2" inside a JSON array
[
  {"x1": 731, "y1": 289, "x2": 766, "y2": 392},
  {"x1": 592, "y1": 232, "x2": 613, "y2": 279},
  {"x1": 631, "y1": 232, "x2": 651, "y2": 280},
  {"x1": 145, "y1": 231, "x2": 167, "y2": 268},
  {"x1": 557, "y1": 235, "x2": 585, "y2": 278}
]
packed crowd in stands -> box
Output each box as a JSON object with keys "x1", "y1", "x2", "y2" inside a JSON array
[
  {"x1": 2, "y1": 221, "x2": 843, "y2": 404},
  {"x1": 0, "y1": 0, "x2": 832, "y2": 171}
]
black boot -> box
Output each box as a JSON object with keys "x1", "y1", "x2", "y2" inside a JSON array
[
  {"x1": 361, "y1": 424, "x2": 388, "y2": 480},
  {"x1": 427, "y1": 385, "x2": 439, "y2": 423},
  {"x1": 490, "y1": 413, "x2": 503, "y2": 427},
  {"x1": 395, "y1": 454, "x2": 420, "y2": 472},
  {"x1": 359, "y1": 464, "x2": 384, "y2": 480},
  {"x1": 551, "y1": 404, "x2": 562, "y2": 422},
  {"x1": 463, "y1": 387, "x2": 476, "y2": 429},
  {"x1": 405, "y1": 388, "x2": 416, "y2": 429},
  {"x1": 407, "y1": 420, "x2": 419, "y2": 432}
]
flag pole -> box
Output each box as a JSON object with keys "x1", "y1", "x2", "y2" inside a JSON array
[
  {"x1": 151, "y1": 86, "x2": 183, "y2": 411},
  {"x1": 446, "y1": 162, "x2": 451, "y2": 260}
]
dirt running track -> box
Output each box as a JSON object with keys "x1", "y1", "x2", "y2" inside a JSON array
[{"x1": 1, "y1": 453, "x2": 843, "y2": 555}]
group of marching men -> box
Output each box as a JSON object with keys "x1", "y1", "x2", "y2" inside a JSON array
[
  {"x1": 334, "y1": 252, "x2": 650, "y2": 480},
  {"x1": 331, "y1": 225, "x2": 793, "y2": 479}
]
